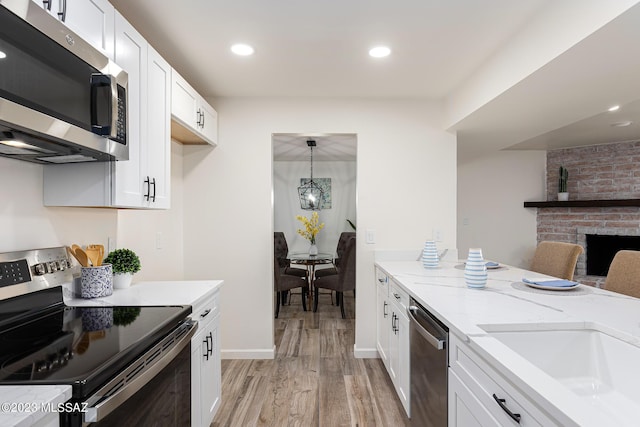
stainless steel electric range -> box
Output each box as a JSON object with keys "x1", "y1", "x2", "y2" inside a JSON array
[{"x1": 0, "y1": 247, "x2": 197, "y2": 426}]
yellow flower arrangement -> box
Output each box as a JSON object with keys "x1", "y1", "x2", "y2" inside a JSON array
[{"x1": 295, "y1": 212, "x2": 325, "y2": 244}]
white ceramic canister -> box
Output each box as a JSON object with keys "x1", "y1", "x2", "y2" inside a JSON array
[
  {"x1": 464, "y1": 248, "x2": 487, "y2": 288},
  {"x1": 422, "y1": 240, "x2": 439, "y2": 269}
]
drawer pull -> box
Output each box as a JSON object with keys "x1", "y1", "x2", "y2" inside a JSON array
[
  {"x1": 378, "y1": 278, "x2": 386, "y2": 283},
  {"x1": 493, "y1": 394, "x2": 521, "y2": 423},
  {"x1": 200, "y1": 309, "x2": 211, "y2": 318}
]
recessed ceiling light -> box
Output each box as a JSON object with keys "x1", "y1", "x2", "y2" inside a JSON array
[
  {"x1": 0, "y1": 51, "x2": 6, "y2": 59},
  {"x1": 231, "y1": 44, "x2": 254, "y2": 56},
  {"x1": 610, "y1": 121, "x2": 632, "y2": 127},
  {"x1": 608, "y1": 105, "x2": 620, "y2": 112},
  {"x1": 369, "y1": 46, "x2": 391, "y2": 58}
]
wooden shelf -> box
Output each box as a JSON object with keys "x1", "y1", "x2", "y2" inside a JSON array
[{"x1": 524, "y1": 199, "x2": 640, "y2": 208}]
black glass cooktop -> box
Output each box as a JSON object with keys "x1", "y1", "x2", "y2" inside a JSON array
[{"x1": 0, "y1": 288, "x2": 191, "y2": 398}]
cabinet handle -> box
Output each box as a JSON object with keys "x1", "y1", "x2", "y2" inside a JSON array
[
  {"x1": 383, "y1": 301, "x2": 388, "y2": 317},
  {"x1": 493, "y1": 394, "x2": 521, "y2": 424},
  {"x1": 200, "y1": 309, "x2": 211, "y2": 318},
  {"x1": 57, "y1": 0, "x2": 67, "y2": 21},
  {"x1": 203, "y1": 338, "x2": 209, "y2": 360},
  {"x1": 42, "y1": 0, "x2": 52, "y2": 11},
  {"x1": 143, "y1": 176, "x2": 150, "y2": 201},
  {"x1": 378, "y1": 278, "x2": 385, "y2": 283},
  {"x1": 392, "y1": 313, "x2": 398, "y2": 334},
  {"x1": 150, "y1": 177, "x2": 156, "y2": 202},
  {"x1": 393, "y1": 293, "x2": 401, "y2": 300},
  {"x1": 208, "y1": 332, "x2": 213, "y2": 357},
  {"x1": 201, "y1": 110, "x2": 205, "y2": 128}
]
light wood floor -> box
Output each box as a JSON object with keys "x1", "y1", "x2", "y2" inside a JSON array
[{"x1": 211, "y1": 291, "x2": 410, "y2": 426}]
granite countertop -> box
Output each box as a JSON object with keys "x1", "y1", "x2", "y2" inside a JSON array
[
  {"x1": 0, "y1": 280, "x2": 223, "y2": 427},
  {"x1": 375, "y1": 259, "x2": 640, "y2": 426}
]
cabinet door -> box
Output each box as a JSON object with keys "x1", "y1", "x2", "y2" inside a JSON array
[
  {"x1": 376, "y1": 287, "x2": 390, "y2": 368},
  {"x1": 146, "y1": 46, "x2": 171, "y2": 209},
  {"x1": 198, "y1": 99, "x2": 218, "y2": 145},
  {"x1": 449, "y1": 370, "x2": 499, "y2": 427},
  {"x1": 171, "y1": 71, "x2": 199, "y2": 130},
  {"x1": 61, "y1": 0, "x2": 114, "y2": 58},
  {"x1": 113, "y1": 12, "x2": 147, "y2": 207},
  {"x1": 200, "y1": 316, "x2": 221, "y2": 426},
  {"x1": 396, "y1": 311, "x2": 410, "y2": 415},
  {"x1": 388, "y1": 307, "x2": 400, "y2": 384}
]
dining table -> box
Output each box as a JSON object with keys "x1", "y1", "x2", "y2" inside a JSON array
[{"x1": 288, "y1": 252, "x2": 334, "y2": 305}]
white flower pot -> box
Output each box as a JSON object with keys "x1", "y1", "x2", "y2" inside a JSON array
[
  {"x1": 558, "y1": 192, "x2": 569, "y2": 201},
  {"x1": 113, "y1": 272, "x2": 133, "y2": 289}
]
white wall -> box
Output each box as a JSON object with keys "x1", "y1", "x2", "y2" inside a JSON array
[
  {"x1": 0, "y1": 157, "x2": 117, "y2": 252},
  {"x1": 0, "y1": 141, "x2": 185, "y2": 282},
  {"x1": 273, "y1": 160, "x2": 356, "y2": 254},
  {"x1": 457, "y1": 150, "x2": 546, "y2": 268},
  {"x1": 182, "y1": 97, "x2": 457, "y2": 358},
  {"x1": 117, "y1": 141, "x2": 185, "y2": 281}
]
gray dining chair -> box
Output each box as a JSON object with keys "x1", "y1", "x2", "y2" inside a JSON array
[
  {"x1": 315, "y1": 232, "x2": 356, "y2": 279},
  {"x1": 313, "y1": 237, "x2": 356, "y2": 318},
  {"x1": 274, "y1": 257, "x2": 308, "y2": 318}
]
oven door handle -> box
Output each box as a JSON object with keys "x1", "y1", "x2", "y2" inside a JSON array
[{"x1": 83, "y1": 320, "x2": 197, "y2": 423}]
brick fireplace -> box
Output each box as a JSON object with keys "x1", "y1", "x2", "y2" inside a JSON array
[{"x1": 537, "y1": 141, "x2": 640, "y2": 287}]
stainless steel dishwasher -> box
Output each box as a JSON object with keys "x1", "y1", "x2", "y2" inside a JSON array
[{"x1": 408, "y1": 298, "x2": 449, "y2": 426}]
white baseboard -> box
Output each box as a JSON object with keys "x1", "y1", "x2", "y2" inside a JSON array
[
  {"x1": 353, "y1": 344, "x2": 379, "y2": 358},
  {"x1": 221, "y1": 345, "x2": 275, "y2": 360}
]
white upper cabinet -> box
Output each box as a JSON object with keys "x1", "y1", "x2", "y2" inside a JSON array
[
  {"x1": 33, "y1": 0, "x2": 115, "y2": 58},
  {"x1": 171, "y1": 70, "x2": 218, "y2": 146},
  {"x1": 43, "y1": 11, "x2": 171, "y2": 209}
]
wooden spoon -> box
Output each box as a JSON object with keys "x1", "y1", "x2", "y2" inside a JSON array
[
  {"x1": 74, "y1": 247, "x2": 91, "y2": 267},
  {"x1": 87, "y1": 244, "x2": 104, "y2": 266},
  {"x1": 84, "y1": 247, "x2": 101, "y2": 267}
]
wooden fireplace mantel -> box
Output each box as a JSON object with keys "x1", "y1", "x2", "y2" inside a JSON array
[{"x1": 524, "y1": 199, "x2": 640, "y2": 208}]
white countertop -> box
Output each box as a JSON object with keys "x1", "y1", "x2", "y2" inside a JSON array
[
  {"x1": 0, "y1": 385, "x2": 71, "y2": 427},
  {"x1": 0, "y1": 280, "x2": 222, "y2": 427},
  {"x1": 375, "y1": 259, "x2": 640, "y2": 426},
  {"x1": 64, "y1": 280, "x2": 223, "y2": 308}
]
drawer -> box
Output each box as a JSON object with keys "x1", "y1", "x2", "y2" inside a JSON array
[
  {"x1": 375, "y1": 268, "x2": 388, "y2": 296},
  {"x1": 192, "y1": 290, "x2": 219, "y2": 326},
  {"x1": 389, "y1": 279, "x2": 409, "y2": 312},
  {"x1": 450, "y1": 334, "x2": 560, "y2": 427}
]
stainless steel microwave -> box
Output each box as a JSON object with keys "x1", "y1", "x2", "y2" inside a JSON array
[{"x1": 0, "y1": 0, "x2": 128, "y2": 164}]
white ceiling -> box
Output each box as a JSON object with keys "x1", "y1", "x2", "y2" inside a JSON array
[{"x1": 109, "y1": 0, "x2": 640, "y2": 161}]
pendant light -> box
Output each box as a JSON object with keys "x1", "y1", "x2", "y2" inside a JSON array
[{"x1": 298, "y1": 139, "x2": 324, "y2": 210}]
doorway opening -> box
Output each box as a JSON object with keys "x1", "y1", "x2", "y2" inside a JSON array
[{"x1": 272, "y1": 133, "x2": 357, "y2": 341}]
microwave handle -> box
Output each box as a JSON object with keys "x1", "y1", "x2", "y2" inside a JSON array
[{"x1": 90, "y1": 73, "x2": 118, "y2": 139}]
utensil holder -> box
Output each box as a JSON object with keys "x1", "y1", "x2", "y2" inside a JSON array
[{"x1": 81, "y1": 264, "x2": 113, "y2": 298}]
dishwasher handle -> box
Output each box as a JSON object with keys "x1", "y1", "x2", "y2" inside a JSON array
[{"x1": 407, "y1": 305, "x2": 447, "y2": 350}]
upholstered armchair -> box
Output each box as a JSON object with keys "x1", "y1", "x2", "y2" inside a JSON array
[{"x1": 313, "y1": 237, "x2": 356, "y2": 318}]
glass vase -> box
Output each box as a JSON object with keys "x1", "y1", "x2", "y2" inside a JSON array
[{"x1": 309, "y1": 243, "x2": 318, "y2": 255}]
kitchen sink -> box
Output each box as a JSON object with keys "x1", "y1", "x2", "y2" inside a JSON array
[{"x1": 478, "y1": 324, "x2": 640, "y2": 420}]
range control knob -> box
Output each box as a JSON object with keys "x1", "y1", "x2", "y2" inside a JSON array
[
  {"x1": 48, "y1": 261, "x2": 58, "y2": 272},
  {"x1": 56, "y1": 260, "x2": 67, "y2": 271},
  {"x1": 33, "y1": 263, "x2": 46, "y2": 276}
]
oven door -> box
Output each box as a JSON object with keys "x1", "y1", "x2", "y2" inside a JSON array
[{"x1": 60, "y1": 320, "x2": 196, "y2": 427}]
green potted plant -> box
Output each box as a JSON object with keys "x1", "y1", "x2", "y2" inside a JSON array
[
  {"x1": 558, "y1": 166, "x2": 569, "y2": 201},
  {"x1": 103, "y1": 248, "x2": 141, "y2": 289}
]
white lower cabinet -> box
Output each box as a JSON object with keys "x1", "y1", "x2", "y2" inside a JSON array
[
  {"x1": 375, "y1": 268, "x2": 410, "y2": 417},
  {"x1": 191, "y1": 290, "x2": 221, "y2": 427},
  {"x1": 449, "y1": 334, "x2": 561, "y2": 427}
]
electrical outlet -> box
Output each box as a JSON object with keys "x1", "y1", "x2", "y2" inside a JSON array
[
  {"x1": 156, "y1": 232, "x2": 164, "y2": 250},
  {"x1": 433, "y1": 229, "x2": 443, "y2": 242},
  {"x1": 463, "y1": 217, "x2": 469, "y2": 226}
]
